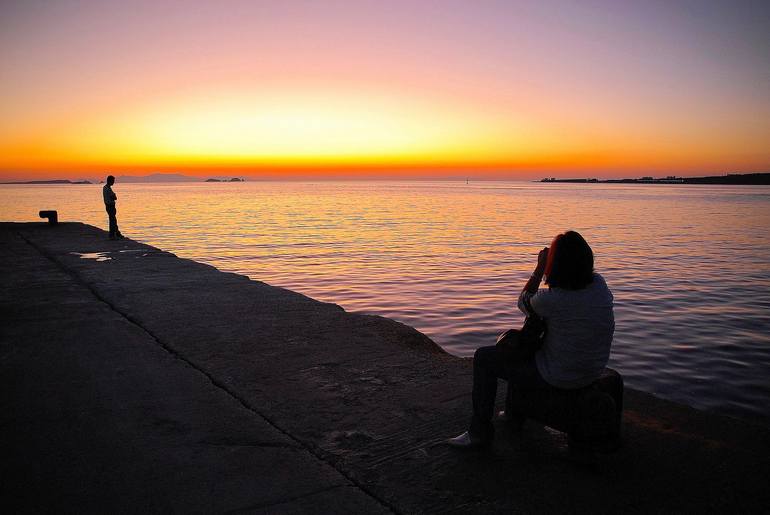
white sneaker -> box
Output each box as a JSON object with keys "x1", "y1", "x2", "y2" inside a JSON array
[{"x1": 446, "y1": 431, "x2": 488, "y2": 449}]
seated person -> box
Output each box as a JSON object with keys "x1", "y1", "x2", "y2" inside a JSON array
[{"x1": 448, "y1": 230, "x2": 615, "y2": 448}]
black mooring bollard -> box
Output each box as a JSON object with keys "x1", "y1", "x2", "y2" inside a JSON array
[{"x1": 39, "y1": 210, "x2": 58, "y2": 226}]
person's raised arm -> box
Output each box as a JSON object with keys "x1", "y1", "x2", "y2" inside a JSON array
[
  {"x1": 518, "y1": 246, "x2": 549, "y2": 315},
  {"x1": 524, "y1": 247, "x2": 549, "y2": 293}
]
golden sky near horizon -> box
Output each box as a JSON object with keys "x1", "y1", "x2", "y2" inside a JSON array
[{"x1": 1, "y1": 1, "x2": 769, "y2": 180}]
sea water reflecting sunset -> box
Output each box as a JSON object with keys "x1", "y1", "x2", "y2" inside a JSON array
[{"x1": 3, "y1": 181, "x2": 769, "y2": 424}]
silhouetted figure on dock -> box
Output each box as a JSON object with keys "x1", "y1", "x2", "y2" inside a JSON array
[{"x1": 103, "y1": 175, "x2": 123, "y2": 240}]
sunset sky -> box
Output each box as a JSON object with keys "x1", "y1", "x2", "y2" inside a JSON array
[{"x1": 1, "y1": 0, "x2": 768, "y2": 180}]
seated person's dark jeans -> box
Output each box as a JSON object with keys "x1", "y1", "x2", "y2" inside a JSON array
[{"x1": 469, "y1": 343, "x2": 551, "y2": 441}]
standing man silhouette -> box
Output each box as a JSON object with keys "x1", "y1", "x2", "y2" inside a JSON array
[{"x1": 103, "y1": 175, "x2": 123, "y2": 240}]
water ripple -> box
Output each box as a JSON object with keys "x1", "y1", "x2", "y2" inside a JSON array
[{"x1": 2, "y1": 181, "x2": 769, "y2": 425}]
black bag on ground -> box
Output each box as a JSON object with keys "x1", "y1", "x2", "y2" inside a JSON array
[{"x1": 496, "y1": 314, "x2": 546, "y2": 362}]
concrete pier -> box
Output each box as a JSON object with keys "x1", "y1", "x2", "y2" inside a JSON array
[{"x1": 2, "y1": 222, "x2": 769, "y2": 513}]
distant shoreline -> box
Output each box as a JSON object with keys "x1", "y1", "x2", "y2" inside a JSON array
[
  {"x1": 539, "y1": 172, "x2": 770, "y2": 185},
  {"x1": 2, "y1": 179, "x2": 93, "y2": 185},
  {"x1": 3, "y1": 171, "x2": 769, "y2": 185},
  {"x1": 0, "y1": 172, "x2": 244, "y2": 185}
]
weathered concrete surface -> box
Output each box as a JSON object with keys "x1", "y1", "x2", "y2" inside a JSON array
[
  {"x1": 3, "y1": 222, "x2": 769, "y2": 514},
  {"x1": 1, "y1": 223, "x2": 388, "y2": 514}
]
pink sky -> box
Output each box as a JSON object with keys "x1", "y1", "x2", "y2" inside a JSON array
[{"x1": 1, "y1": 0, "x2": 768, "y2": 180}]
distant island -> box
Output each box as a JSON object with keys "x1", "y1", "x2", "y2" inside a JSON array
[
  {"x1": 2, "y1": 179, "x2": 92, "y2": 185},
  {"x1": 2, "y1": 173, "x2": 243, "y2": 184},
  {"x1": 540, "y1": 172, "x2": 770, "y2": 185}
]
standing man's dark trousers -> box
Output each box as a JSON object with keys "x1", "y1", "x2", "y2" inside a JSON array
[
  {"x1": 469, "y1": 341, "x2": 551, "y2": 442},
  {"x1": 105, "y1": 204, "x2": 119, "y2": 239}
]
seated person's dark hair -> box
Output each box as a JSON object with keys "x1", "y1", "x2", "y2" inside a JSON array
[{"x1": 544, "y1": 230, "x2": 594, "y2": 290}]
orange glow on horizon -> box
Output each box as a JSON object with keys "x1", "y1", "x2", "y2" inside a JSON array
[
  {"x1": 3, "y1": 83, "x2": 767, "y2": 180},
  {"x1": 2, "y1": 1, "x2": 768, "y2": 180},
  {"x1": 0, "y1": 86, "x2": 590, "y2": 176}
]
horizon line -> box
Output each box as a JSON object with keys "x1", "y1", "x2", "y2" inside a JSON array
[{"x1": 3, "y1": 170, "x2": 769, "y2": 184}]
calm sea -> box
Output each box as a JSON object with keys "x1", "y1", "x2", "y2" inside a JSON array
[{"x1": 3, "y1": 181, "x2": 769, "y2": 425}]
